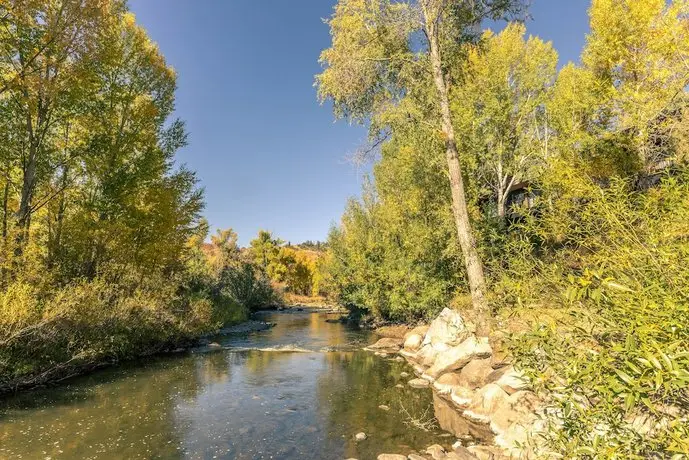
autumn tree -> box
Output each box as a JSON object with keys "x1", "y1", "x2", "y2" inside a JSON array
[
  {"x1": 249, "y1": 230, "x2": 282, "y2": 271},
  {"x1": 0, "y1": 0, "x2": 111, "y2": 239},
  {"x1": 317, "y1": 0, "x2": 525, "y2": 333},
  {"x1": 584, "y1": 0, "x2": 689, "y2": 170},
  {"x1": 454, "y1": 24, "x2": 557, "y2": 221}
]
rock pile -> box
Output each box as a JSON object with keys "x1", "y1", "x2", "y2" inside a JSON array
[{"x1": 369, "y1": 308, "x2": 546, "y2": 459}]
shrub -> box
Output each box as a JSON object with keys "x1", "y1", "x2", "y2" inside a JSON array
[{"x1": 500, "y1": 169, "x2": 689, "y2": 457}]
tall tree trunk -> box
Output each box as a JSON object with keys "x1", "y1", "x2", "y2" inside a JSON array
[
  {"x1": 2, "y1": 179, "x2": 8, "y2": 240},
  {"x1": 17, "y1": 142, "x2": 37, "y2": 230},
  {"x1": 426, "y1": 21, "x2": 490, "y2": 335},
  {"x1": 497, "y1": 193, "x2": 506, "y2": 221}
]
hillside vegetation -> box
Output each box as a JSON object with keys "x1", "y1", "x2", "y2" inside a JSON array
[
  {"x1": 0, "y1": 1, "x2": 276, "y2": 393},
  {"x1": 317, "y1": 0, "x2": 689, "y2": 456}
]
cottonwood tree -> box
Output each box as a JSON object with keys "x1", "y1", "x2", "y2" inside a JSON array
[
  {"x1": 455, "y1": 23, "x2": 557, "y2": 221},
  {"x1": 317, "y1": 0, "x2": 525, "y2": 334},
  {"x1": 0, "y1": 0, "x2": 110, "y2": 237},
  {"x1": 584, "y1": 0, "x2": 689, "y2": 169}
]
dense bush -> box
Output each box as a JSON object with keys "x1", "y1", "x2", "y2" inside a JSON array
[
  {"x1": 0, "y1": 276, "x2": 214, "y2": 392},
  {"x1": 500, "y1": 169, "x2": 689, "y2": 457}
]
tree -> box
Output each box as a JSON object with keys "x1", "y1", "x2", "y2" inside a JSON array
[
  {"x1": 249, "y1": 230, "x2": 282, "y2": 271},
  {"x1": 317, "y1": 0, "x2": 525, "y2": 334},
  {"x1": 584, "y1": 0, "x2": 689, "y2": 169},
  {"x1": 0, "y1": 0, "x2": 111, "y2": 237},
  {"x1": 454, "y1": 23, "x2": 557, "y2": 221}
]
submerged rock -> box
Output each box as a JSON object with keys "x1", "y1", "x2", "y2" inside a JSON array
[
  {"x1": 217, "y1": 320, "x2": 275, "y2": 335},
  {"x1": 355, "y1": 432, "x2": 367, "y2": 441},
  {"x1": 368, "y1": 337, "x2": 404, "y2": 352},
  {"x1": 408, "y1": 378, "x2": 431, "y2": 388}
]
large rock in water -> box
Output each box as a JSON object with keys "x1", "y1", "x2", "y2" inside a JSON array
[
  {"x1": 424, "y1": 336, "x2": 492, "y2": 379},
  {"x1": 433, "y1": 393, "x2": 494, "y2": 441},
  {"x1": 423, "y1": 308, "x2": 470, "y2": 347},
  {"x1": 433, "y1": 372, "x2": 462, "y2": 394},
  {"x1": 368, "y1": 337, "x2": 404, "y2": 352},
  {"x1": 416, "y1": 341, "x2": 450, "y2": 367},
  {"x1": 463, "y1": 383, "x2": 510, "y2": 424},
  {"x1": 405, "y1": 324, "x2": 430, "y2": 340}
]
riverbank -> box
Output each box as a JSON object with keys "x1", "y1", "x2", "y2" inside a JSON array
[
  {"x1": 364, "y1": 309, "x2": 543, "y2": 460},
  {"x1": 0, "y1": 312, "x2": 276, "y2": 397}
]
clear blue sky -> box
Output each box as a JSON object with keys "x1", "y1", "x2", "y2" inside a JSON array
[{"x1": 128, "y1": 0, "x2": 590, "y2": 246}]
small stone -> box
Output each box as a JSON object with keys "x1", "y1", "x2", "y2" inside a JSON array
[
  {"x1": 425, "y1": 444, "x2": 446, "y2": 459},
  {"x1": 400, "y1": 372, "x2": 410, "y2": 378},
  {"x1": 395, "y1": 384, "x2": 404, "y2": 389},
  {"x1": 394, "y1": 356, "x2": 405, "y2": 362},
  {"x1": 377, "y1": 455, "x2": 407, "y2": 460},
  {"x1": 208, "y1": 342, "x2": 221, "y2": 348},
  {"x1": 379, "y1": 405, "x2": 390, "y2": 411},
  {"x1": 408, "y1": 378, "x2": 430, "y2": 388},
  {"x1": 355, "y1": 432, "x2": 367, "y2": 441},
  {"x1": 408, "y1": 454, "x2": 426, "y2": 460}
]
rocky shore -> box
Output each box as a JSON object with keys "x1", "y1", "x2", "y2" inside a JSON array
[{"x1": 363, "y1": 308, "x2": 546, "y2": 460}]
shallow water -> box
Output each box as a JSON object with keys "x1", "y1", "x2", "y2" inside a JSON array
[{"x1": 0, "y1": 311, "x2": 456, "y2": 460}]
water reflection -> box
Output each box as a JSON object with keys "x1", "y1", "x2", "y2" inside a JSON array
[{"x1": 0, "y1": 312, "x2": 454, "y2": 460}]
